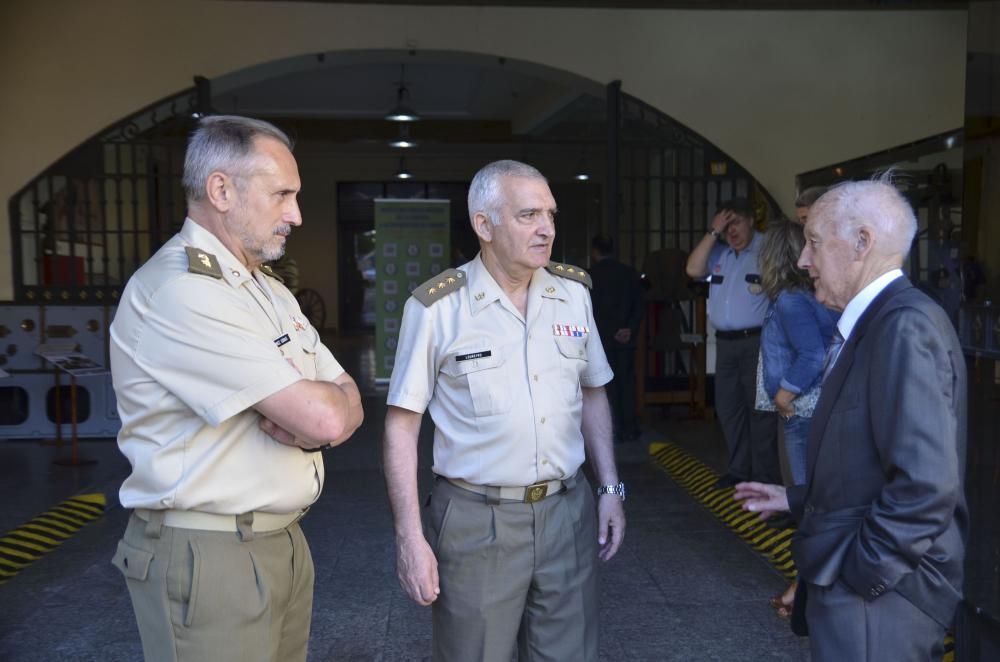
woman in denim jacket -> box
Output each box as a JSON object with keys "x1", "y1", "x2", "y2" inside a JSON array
[{"x1": 757, "y1": 218, "x2": 839, "y2": 616}]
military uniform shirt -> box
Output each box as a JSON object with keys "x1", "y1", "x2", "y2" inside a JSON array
[
  {"x1": 387, "y1": 254, "x2": 613, "y2": 486},
  {"x1": 706, "y1": 230, "x2": 768, "y2": 331},
  {"x1": 111, "y1": 218, "x2": 344, "y2": 514}
]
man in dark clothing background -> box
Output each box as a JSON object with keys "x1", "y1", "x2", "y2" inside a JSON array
[{"x1": 589, "y1": 235, "x2": 645, "y2": 442}]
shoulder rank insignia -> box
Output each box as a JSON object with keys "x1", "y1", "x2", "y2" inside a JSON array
[
  {"x1": 184, "y1": 246, "x2": 223, "y2": 279},
  {"x1": 545, "y1": 261, "x2": 592, "y2": 289},
  {"x1": 411, "y1": 268, "x2": 466, "y2": 307},
  {"x1": 259, "y1": 263, "x2": 284, "y2": 284}
]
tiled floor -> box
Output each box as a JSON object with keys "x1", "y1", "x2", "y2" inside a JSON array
[{"x1": 0, "y1": 335, "x2": 809, "y2": 661}]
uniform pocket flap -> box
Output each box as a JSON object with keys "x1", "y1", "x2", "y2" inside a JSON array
[
  {"x1": 111, "y1": 540, "x2": 154, "y2": 581},
  {"x1": 440, "y1": 347, "x2": 502, "y2": 377},
  {"x1": 554, "y1": 336, "x2": 589, "y2": 361}
]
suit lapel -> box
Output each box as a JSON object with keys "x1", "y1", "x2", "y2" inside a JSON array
[{"x1": 803, "y1": 277, "x2": 913, "y2": 487}]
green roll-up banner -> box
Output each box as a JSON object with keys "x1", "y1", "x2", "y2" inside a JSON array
[{"x1": 374, "y1": 198, "x2": 451, "y2": 382}]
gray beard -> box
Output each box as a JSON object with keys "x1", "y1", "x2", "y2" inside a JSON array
[{"x1": 229, "y1": 213, "x2": 287, "y2": 263}]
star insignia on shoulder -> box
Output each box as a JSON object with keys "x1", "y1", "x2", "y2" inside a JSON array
[
  {"x1": 412, "y1": 268, "x2": 466, "y2": 307},
  {"x1": 545, "y1": 261, "x2": 592, "y2": 289}
]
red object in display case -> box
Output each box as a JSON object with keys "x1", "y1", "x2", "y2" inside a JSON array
[{"x1": 42, "y1": 255, "x2": 85, "y2": 285}]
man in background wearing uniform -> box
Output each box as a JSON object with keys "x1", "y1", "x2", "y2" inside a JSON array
[
  {"x1": 589, "y1": 234, "x2": 644, "y2": 442},
  {"x1": 686, "y1": 198, "x2": 780, "y2": 489},
  {"x1": 383, "y1": 160, "x2": 626, "y2": 662},
  {"x1": 109, "y1": 116, "x2": 364, "y2": 662}
]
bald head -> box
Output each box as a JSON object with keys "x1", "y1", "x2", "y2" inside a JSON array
[
  {"x1": 797, "y1": 176, "x2": 916, "y2": 311},
  {"x1": 809, "y1": 178, "x2": 916, "y2": 262}
]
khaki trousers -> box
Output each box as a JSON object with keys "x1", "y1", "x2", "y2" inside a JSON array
[
  {"x1": 112, "y1": 511, "x2": 315, "y2": 662},
  {"x1": 426, "y1": 472, "x2": 599, "y2": 662}
]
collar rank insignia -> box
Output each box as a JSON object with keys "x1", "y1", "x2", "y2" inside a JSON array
[
  {"x1": 260, "y1": 264, "x2": 284, "y2": 284},
  {"x1": 412, "y1": 268, "x2": 466, "y2": 307},
  {"x1": 545, "y1": 261, "x2": 592, "y2": 289},
  {"x1": 185, "y1": 246, "x2": 223, "y2": 279}
]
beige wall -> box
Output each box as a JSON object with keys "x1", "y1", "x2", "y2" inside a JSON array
[{"x1": 0, "y1": 1, "x2": 967, "y2": 300}]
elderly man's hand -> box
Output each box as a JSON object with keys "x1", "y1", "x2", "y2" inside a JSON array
[
  {"x1": 597, "y1": 493, "x2": 626, "y2": 561},
  {"x1": 733, "y1": 482, "x2": 790, "y2": 521},
  {"x1": 396, "y1": 534, "x2": 440, "y2": 606}
]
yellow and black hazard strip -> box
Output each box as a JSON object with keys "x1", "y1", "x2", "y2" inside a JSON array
[
  {"x1": 649, "y1": 442, "x2": 797, "y2": 579},
  {"x1": 0, "y1": 493, "x2": 106, "y2": 585}
]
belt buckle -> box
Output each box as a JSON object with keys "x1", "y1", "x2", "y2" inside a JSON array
[{"x1": 524, "y1": 482, "x2": 548, "y2": 503}]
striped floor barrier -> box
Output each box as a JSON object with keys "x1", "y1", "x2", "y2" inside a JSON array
[{"x1": 0, "y1": 493, "x2": 106, "y2": 585}]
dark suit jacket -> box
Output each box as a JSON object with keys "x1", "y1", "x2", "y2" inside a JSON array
[
  {"x1": 589, "y1": 257, "x2": 644, "y2": 349},
  {"x1": 787, "y1": 276, "x2": 967, "y2": 627}
]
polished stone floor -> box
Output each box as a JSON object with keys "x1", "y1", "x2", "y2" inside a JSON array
[{"x1": 0, "y1": 336, "x2": 808, "y2": 661}]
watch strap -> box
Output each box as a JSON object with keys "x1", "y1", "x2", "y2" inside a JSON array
[{"x1": 596, "y1": 481, "x2": 626, "y2": 501}]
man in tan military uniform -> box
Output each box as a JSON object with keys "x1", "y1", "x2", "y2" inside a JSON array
[
  {"x1": 384, "y1": 160, "x2": 626, "y2": 662},
  {"x1": 109, "y1": 116, "x2": 363, "y2": 662}
]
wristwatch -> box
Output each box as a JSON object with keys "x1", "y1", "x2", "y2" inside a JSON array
[
  {"x1": 596, "y1": 481, "x2": 626, "y2": 501},
  {"x1": 709, "y1": 228, "x2": 722, "y2": 238}
]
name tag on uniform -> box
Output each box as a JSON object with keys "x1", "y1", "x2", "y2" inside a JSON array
[
  {"x1": 745, "y1": 273, "x2": 763, "y2": 295},
  {"x1": 274, "y1": 333, "x2": 291, "y2": 347},
  {"x1": 553, "y1": 324, "x2": 589, "y2": 337},
  {"x1": 710, "y1": 275, "x2": 725, "y2": 284},
  {"x1": 456, "y1": 350, "x2": 491, "y2": 362}
]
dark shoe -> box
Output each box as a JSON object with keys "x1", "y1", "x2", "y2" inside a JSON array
[{"x1": 713, "y1": 474, "x2": 742, "y2": 489}]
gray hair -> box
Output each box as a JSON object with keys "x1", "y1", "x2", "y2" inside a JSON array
[
  {"x1": 467, "y1": 160, "x2": 547, "y2": 225},
  {"x1": 794, "y1": 186, "x2": 828, "y2": 209},
  {"x1": 811, "y1": 171, "x2": 917, "y2": 258},
  {"x1": 183, "y1": 115, "x2": 292, "y2": 203}
]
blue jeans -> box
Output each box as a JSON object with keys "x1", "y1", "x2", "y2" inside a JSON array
[{"x1": 783, "y1": 415, "x2": 811, "y2": 486}]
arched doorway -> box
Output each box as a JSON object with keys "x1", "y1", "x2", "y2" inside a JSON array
[{"x1": 7, "y1": 49, "x2": 776, "y2": 333}]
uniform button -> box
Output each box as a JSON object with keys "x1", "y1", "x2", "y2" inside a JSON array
[
  {"x1": 540, "y1": 417, "x2": 546, "y2": 424},
  {"x1": 231, "y1": 269, "x2": 241, "y2": 277},
  {"x1": 533, "y1": 374, "x2": 539, "y2": 382},
  {"x1": 542, "y1": 459, "x2": 549, "y2": 465},
  {"x1": 804, "y1": 504, "x2": 815, "y2": 514}
]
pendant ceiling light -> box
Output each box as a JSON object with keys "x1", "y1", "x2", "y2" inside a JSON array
[
  {"x1": 395, "y1": 156, "x2": 413, "y2": 180},
  {"x1": 389, "y1": 124, "x2": 417, "y2": 149},
  {"x1": 573, "y1": 154, "x2": 590, "y2": 181},
  {"x1": 385, "y1": 64, "x2": 420, "y2": 123}
]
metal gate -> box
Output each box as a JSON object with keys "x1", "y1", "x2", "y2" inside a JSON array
[
  {"x1": 8, "y1": 86, "x2": 204, "y2": 305},
  {"x1": 605, "y1": 82, "x2": 777, "y2": 412}
]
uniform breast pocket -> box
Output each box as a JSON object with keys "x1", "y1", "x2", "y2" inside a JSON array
[
  {"x1": 440, "y1": 346, "x2": 511, "y2": 417},
  {"x1": 554, "y1": 336, "x2": 589, "y2": 404},
  {"x1": 294, "y1": 326, "x2": 321, "y2": 380}
]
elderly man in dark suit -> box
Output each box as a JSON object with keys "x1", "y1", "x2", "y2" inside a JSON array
[{"x1": 734, "y1": 178, "x2": 967, "y2": 661}]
